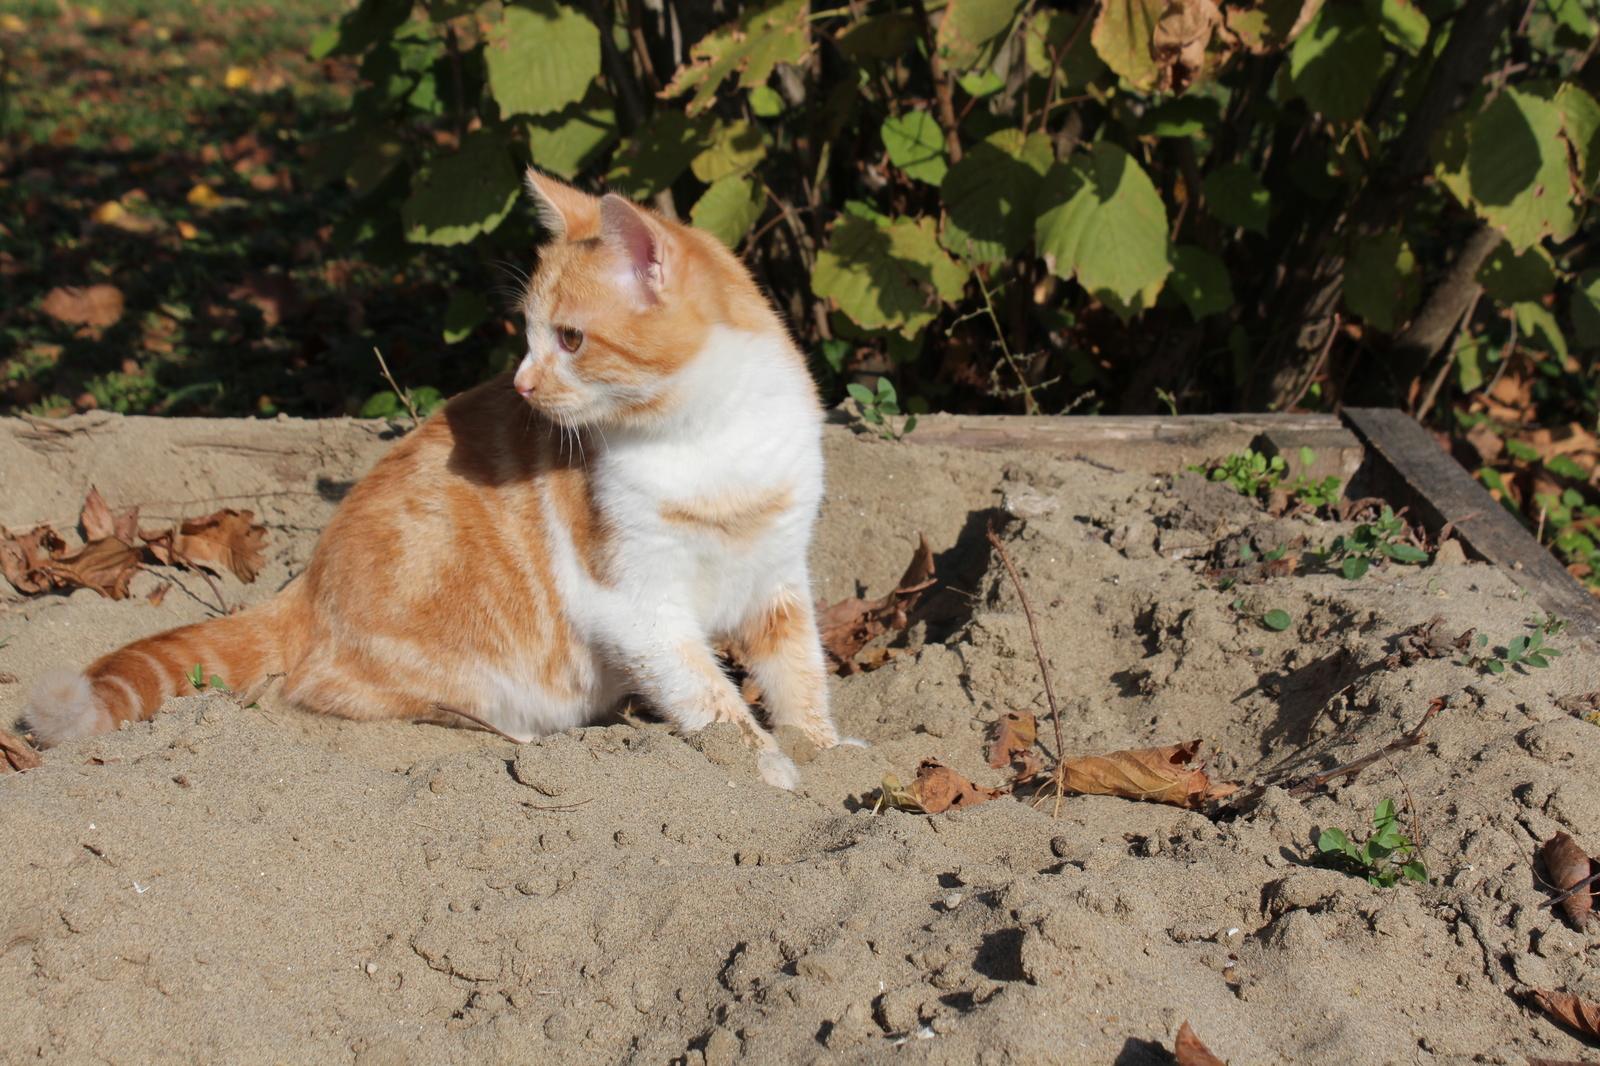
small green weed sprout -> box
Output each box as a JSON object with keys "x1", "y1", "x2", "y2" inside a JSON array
[
  {"x1": 1527, "y1": 613, "x2": 1568, "y2": 638},
  {"x1": 1320, "y1": 506, "x2": 1430, "y2": 579},
  {"x1": 1461, "y1": 630, "x2": 1563, "y2": 674},
  {"x1": 1315, "y1": 799, "x2": 1428, "y2": 887},
  {"x1": 847, "y1": 380, "x2": 923, "y2": 440},
  {"x1": 186, "y1": 664, "x2": 229, "y2": 691},
  {"x1": 1191, "y1": 446, "x2": 1342, "y2": 506}
]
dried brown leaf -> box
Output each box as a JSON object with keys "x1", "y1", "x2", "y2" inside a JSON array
[
  {"x1": 1534, "y1": 989, "x2": 1600, "y2": 1040},
  {"x1": 1058, "y1": 740, "x2": 1240, "y2": 809},
  {"x1": 40, "y1": 284, "x2": 124, "y2": 328},
  {"x1": 1152, "y1": 0, "x2": 1224, "y2": 93},
  {"x1": 1174, "y1": 1021, "x2": 1228, "y2": 1066},
  {"x1": 910, "y1": 759, "x2": 1006, "y2": 814},
  {"x1": 0, "y1": 727, "x2": 43, "y2": 772},
  {"x1": 147, "y1": 580, "x2": 172, "y2": 607},
  {"x1": 989, "y1": 711, "x2": 1038, "y2": 769},
  {"x1": 80, "y1": 486, "x2": 140, "y2": 545},
  {"x1": 44, "y1": 537, "x2": 143, "y2": 599},
  {"x1": 1385, "y1": 614, "x2": 1476, "y2": 669},
  {"x1": 817, "y1": 534, "x2": 935, "y2": 673},
  {"x1": 0, "y1": 525, "x2": 68, "y2": 594},
  {"x1": 1543, "y1": 833, "x2": 1594, "y2": 930},
  {"x1": 142, "y1": 509, "x2": 267, "y2": 583}
]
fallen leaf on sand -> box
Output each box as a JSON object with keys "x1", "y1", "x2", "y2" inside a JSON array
[
  {"x1": 1526, "y1": 1058, "x2": 1600, "y2": 1066},
  {"x1": 0, "y1": 728, "x2": 42, "y2": 772},
  {"x1": 1385, "y1": 614, "x2": 1476, "y2": 669},
  {"x1": 1058, "y1": 740, "x2": 1240, "y2": 809},
  {"x1": 1174, "y1": 1020, "x2": 1228, "y2": 1066},
  {"x1": 875, "y1": 760, "x2": 1005, "y2": 814},
  {"x1": 911, "y1": 759, "x2": 1006, "y2": 814},
  {"x1": 817, "y1": 534, "x2": 935, "y2": 674},
  {"x1": 142, "y1": 509, "x2": 267, "y2": 583},
  {"x1": 80, "y1": 486, "x2": 140, "y2": 544},
  {"x1": 1533, "y1": 989, "x2": 1600, "y2": 1040},
  {"x1": 40, "y1": 284, "x2": 124, "y2": 328},
  {"x1": 0, "y1": 525, "x2": 67, "y2": 594},
  {"x1": 1543, "y1": 833, "x2": 1594, "y2": 930},
  {"x1": 43, "y1": 537, "x2": 142, "y2": 599},
  {"x1": 989, "y1": 711, "x2": 1037, "y2": 769}
]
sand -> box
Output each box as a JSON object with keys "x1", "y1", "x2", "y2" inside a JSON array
[{"x1": 1, "y1": 409, "x2": 1599, "y2": 1065}]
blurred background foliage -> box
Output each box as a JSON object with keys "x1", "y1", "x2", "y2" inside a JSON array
[{"x1": 4, "y1": 0, "x2": 1600, "y2": 580}]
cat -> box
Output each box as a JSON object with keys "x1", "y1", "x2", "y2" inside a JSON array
[{"x1": 21, "y1": 172, "x2": 842, "y2": 789}]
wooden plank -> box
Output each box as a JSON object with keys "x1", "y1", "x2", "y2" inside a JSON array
[
  {"x1": 1342, "y1": 406, "x2": 1600, "y2": 640},
  {"x1": 897, "y1": 412, "x2": 1344, "y2": 475}
]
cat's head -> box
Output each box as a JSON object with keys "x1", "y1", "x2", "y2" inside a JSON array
[{"x1": 514, "y1": 171, "x2": 774, "y2": 428}]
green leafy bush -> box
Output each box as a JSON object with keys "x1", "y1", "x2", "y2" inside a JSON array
[{"x1": 1316, "y1": 799, "x2": 1428, "y2": 888}]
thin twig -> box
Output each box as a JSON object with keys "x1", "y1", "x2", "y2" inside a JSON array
[
  {"x1": 1538, "y1": 867, "x2": 1600, "y2": 910},
  {"x1": 169, "y1": 545, "x2": 229, "y2": 615},
  {"x1": 1285, "y1": 699, "x2": 1443, "y2": 795},
  {"x1": 373, "y1": 346, "x2": 419, "y2": 423},
  {"x1": 985, "y1": 521, "x2": 1064, "y2": 761},
  {"x1": 434, "y1": 703, "x2": 522, "y2": 744}
]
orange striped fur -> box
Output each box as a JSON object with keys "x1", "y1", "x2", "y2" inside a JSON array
[{"x1": 23, "y1": 173, "x2": 843, "y2": 788}]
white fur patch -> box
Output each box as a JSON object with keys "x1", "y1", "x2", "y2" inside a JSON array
[
  {"x1": 22, "y1": 672, "x2": 113, "y2": 748},
  {"x1": 758, "y1": 751, "x2": 800, "y2": 791}
]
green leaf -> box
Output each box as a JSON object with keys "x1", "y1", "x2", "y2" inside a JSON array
[
  {"x1": 846, "y1": 382, "x2": 875, "y2": 405},
  {"x1": 1137, "y1": 97, "x2": 1221, "y2": 138},
  {"x1": 345, "y1": 127, "x2": 409, "y2": 199},
  {"x1": 1507, "y1": 634, "x2": 1531, "y2": 660},
  {"x1": 836, "y1": 12, "x2": 915, "y2": 61},
  {"x1": 1373, "y1": 798, "x2": 1397, "y2": 828},
  {"x1": 1456, "y1": 331, "x2": 1485, "y2": 392},
  {"x1": 1090, "y1": 0, "x2": 1166, "y2": 92},
  {"x1": 691, "y1": 174, "x2": 766, "y2": 248},
  {"x1": 607, "y1": 111, "x2": 712, "y2": 199},
  {"x1": 443, "y1": 290, "x2": 488, "y2": 344},
  {"x1": 1571, "y1": 268, "x2": 1600, "y2": 349},
  {"x1": 1476, "y1": 238, "x2": 1558, "y2": 304},
  {"x1": 1486, "y1": 658, "x2": 1506, "y2": 673},
  {"x1": 1401, "y1": 860, "x2": 1428, "y2": 883},
  {"x1": 748, "y1": 85, "x2": 786, "y2": 117},
  {"x1": 313, "y1": 0, "x2": 411, "y2": 59},
  {"x1": 1516, "y1": 300, "x2": 1569, "y2": 361},
  {"x1": 1225, "y1": 0, "x2": 1320, "y2": 53},
  {"x1": 485, "y1": 0, "x2": 601, "y2": 118},
  {"x1": 524, "y1": 84, "x2": 618, "y2": 179},
  {"x1": 1263, "y1": 609, "x2": 1293, "y2": 631},
  {"x1": 1526, "y1": 653, "x2": 1550, "y2": 668},
  {"x1": 661, "y1": 0, "x2": 809, "y2": 116},
  {"x1": 691, "y1": 119, "x2": 767, "y2": 183},
  {"x1": 1341, "y1": 556, "x2": 1370, "y2": 580},
  {"x1": 813, "y1": 215, "x2": 969, "y2": 337},
  {"x1": 401, "y1": 129, "x2": 520, "y2": 246},
  {"x1": 941, "y1": 132, "x2": 1049, "y2": 262},
  {"x1": 882, "y1": 112, "x2": 949, "y2": 185},
  {"x1": 937, "y1": 0, "x2": 1029, "y2": 72},
  {"x1": 1557, "y1": 82, "x2": 1600, "y2": 194},
  {"x1": 1466, "y1": 87, "x2": 1580, "y2": 252},
  {"x1": 209, "y1": 674, "x2": 229, "y2": 691},
  {"x1": 1035, "y1": 143, "x2": 1172, "y2": 315},
  {"x1": 1290, "y1": 4, "x2": 1384, "y2": 122},
  {"x1": 1377, "y1": 0, "x2": 1430, "y2": 55},
  {"x1": 360, "y1": 391, "x2": 402, "y2": 418},
  {"x1": 1343, "y1": 229, "x2": 1407, "y2": 332},
  {"x1": 1024, "y1": 9, "x2": 1106, "y2": 89},
  {"x1": 1168, "y1": 245, "x2": 1234, "y2": 318},
  {"x1": 1203, "y1": 163, "x2": 1271, "y2": 234},
  {"x1": 1547, "y1": 454, "x2": 1588, "y2": 479},
  {"x1": 1317, "y1": 827, "x2": 1349, "y2": 853},
  {"x1": 1381, "y1": 542, "x2": 1430, "y2": 563}
]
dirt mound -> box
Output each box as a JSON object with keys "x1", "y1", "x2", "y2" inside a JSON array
[{"x1": 2, "y1": 412, "x2": 1599, "y2": 1065}]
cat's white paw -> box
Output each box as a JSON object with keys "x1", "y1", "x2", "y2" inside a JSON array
[{"x1": 758, "y1": 751, "x2": 800, "y2": 791}]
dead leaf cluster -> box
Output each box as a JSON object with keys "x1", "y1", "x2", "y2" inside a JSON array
[
  {"x1": 816, "y1": 535, "x2": 935, "y2": 675},
  {"x1": 0, "y1": 488, "x2": 267, "y2": 601},
  {"x1": 1385, "y1": 614, "x2": 1476, "y2": 669},
  {"x1": 1532, "y1": 988, "x2": 1600, "y2": 1042},
  {"x1": 0, "y1": 728, "x2": 43, "y2": 773},
  {"x1": 1173, "y1": 1021, "x2": 1228, "y2": 1066}
]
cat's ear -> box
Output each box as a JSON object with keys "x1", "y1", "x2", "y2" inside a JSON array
[
  {"x1": 599, "y1": 193, "x2": 670, "y2": 303},
  {"x1": 524, "y1": 169, "x2": 601, "y2": 242}
]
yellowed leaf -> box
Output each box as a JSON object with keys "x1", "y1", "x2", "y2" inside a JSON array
[{"x1": 1058, "y1": 740, "x2": 1239, "y2": 809}]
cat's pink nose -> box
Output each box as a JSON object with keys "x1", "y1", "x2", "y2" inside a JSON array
[{"x1": 515, "y1": 380, "x2": 533, "y2": 398}]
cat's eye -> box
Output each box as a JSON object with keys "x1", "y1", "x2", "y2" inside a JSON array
[{"x1": 556, "y1": 326, "x2": 584, "y2": 353}]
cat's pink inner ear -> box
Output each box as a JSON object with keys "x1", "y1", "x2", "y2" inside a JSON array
[
  {"x1": 599, "y1": 194, "x2": 667, "y2": 300},
  {"x1": 525, "y1": 169, "x2": 601, "y2": 241}
]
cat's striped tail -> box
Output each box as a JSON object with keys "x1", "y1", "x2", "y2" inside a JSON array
[{"x1": 22, "y1": 592, "x2": 300, "y2": 747}]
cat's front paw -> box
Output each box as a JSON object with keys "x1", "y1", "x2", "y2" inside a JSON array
[{"x1": 757, "y1": 751, "x2": 800, "y2": 791}]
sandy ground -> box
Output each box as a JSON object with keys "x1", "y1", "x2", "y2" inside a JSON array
[{"x1": 2, "y1": 410, "x2": 1599, "y2": 1065}]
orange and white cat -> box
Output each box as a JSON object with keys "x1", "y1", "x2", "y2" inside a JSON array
[{"x1": 22, "y1": 172, "x2": 842, "y2": 789}]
